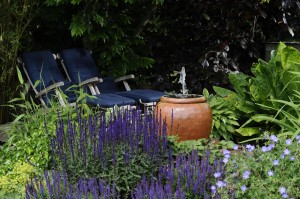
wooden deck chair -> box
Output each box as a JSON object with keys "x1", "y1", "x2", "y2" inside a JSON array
[
  {"x1": 57, "y1": 48, "x2": 165, "y2": 111},
  {"x1": 18, "y1": 50, "x2": 136, "y2": 109}
]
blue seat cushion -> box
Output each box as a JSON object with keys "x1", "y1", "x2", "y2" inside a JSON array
[
  {"x1": 86, "y1": 94, "x2": 135, "y2": 108},
  {"x1": 116, "y1": 89, "x2": 165, "y2": 103}
]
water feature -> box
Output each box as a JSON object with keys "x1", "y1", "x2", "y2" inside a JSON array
[
  {"x1": 178, "y1": 67, "x2": 188, "y2": 95},
  {"x1": 167, "y1": 67, "x2": 201, "y2": 98}
]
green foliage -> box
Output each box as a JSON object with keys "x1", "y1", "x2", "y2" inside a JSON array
[
  {"x1": 204, "y1": 88, "x2": 240, "y2": 140},
  {"x1": 168, "y1": 135, "x2": 235, "y2": 160},
  {"x1": 45, "y1": 0, "x2": 161, "y2": 77},
  {"x1": 252, "y1": 89, "x2": 300, "y2": 138},
  {"x1": 219, "y1": 135, "x2": 300, "y2": 198},
  {"x1": 0, "y1": 161, "x2": 40, "y2": 197},
  {"x1": 0, "y1": 68, "x2": 98, "y2": 175},
  {"x1": 210, "y1": 42, "x2": 300, "y2": 138},
  {"x1": 0, "y1": 0, "x2": 39, "y2": 124}
]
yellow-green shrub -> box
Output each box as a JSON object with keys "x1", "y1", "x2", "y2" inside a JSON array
[{"x1": 0, "y1": 161, "x2": 40, "y2": 197}]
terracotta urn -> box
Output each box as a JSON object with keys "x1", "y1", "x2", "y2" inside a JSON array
[{"x1": 155, "y1": 94, "x2": 212, "y2": 141}]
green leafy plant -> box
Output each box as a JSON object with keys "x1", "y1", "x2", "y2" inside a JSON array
[
  {"x1": 204, "y1": 88, "x2": 240, "y2": 140},
  {"x1": 0, "y1": 0, "x2": 40, "y2": 124},
  {"x1": 168, "y1": 135, "x2": 235, "y2": 161},
  {"x1": 211, "y1": 42, "x2": 300, "y2": 138},
  {"x1": 252, "y1": 87, "x2": 300, "y2": 138},
  {"x1": 0, "y1": 161, "x2": 40, "y2": 198}
]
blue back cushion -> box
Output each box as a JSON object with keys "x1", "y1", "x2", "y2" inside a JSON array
[
  {"x1": 21, "y1": 50, "x2": 65, "y2": 92},
  {"x1": 97, "y1": 77, "x2": 119, "y2": 93},
  {"x1": 60, "y1": 48, "x2": 101, "y2": 84}
]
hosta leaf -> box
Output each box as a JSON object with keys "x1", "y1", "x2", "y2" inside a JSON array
[
  {"x1": 213, "y1": 86, "x2": 236, "y2": 97},
  {"x1": 214, "y1": 120, "x2": 220, "y2": 129},
  {"x1": 235, "y1": 127, "x2": 261, "y2": 136}
]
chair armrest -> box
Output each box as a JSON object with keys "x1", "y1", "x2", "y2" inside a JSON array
[
  {"x1": 79, "y1": 77, "x2": 103, "y2": 87},
  {"x1": 114, "y1": 74, "x2": 135, "y2": 83},
  {"x1": 35, "y1": 82, "x2": 65, "y2": 98},
  {"x1": 114, "y1": 74, "x2": 135, "y2": 91}
]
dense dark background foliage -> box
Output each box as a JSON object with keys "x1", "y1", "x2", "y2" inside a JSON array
[
  {"x1": 0, "y1": 0, "x2": 299, "y2": 124},
  {"x1": 143, "y1": 0, "x2": 300, "y2": 93}
]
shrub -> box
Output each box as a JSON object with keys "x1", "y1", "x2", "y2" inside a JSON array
[{"x1": 0, "y1": 161, "x2": 39, "y2": 198}]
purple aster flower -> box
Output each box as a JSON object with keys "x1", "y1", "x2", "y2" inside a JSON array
[
  {"x1": 296, "y1": 135, "x2": 300, "y2": 141},
  {"x1": 282, "y1": 193, "x2": 288, "y2": 198},
  {"x1": 281, "y1": 154, "x2": 285, "y2": 159},
  {"x1": 290, "y1": 156, "x2": 295, "y2": 161},
  {"x1": 241, "y1": 185, "x2": 247, "y2": 192},
  {"x1": 261, "y1": 146, "x2": 268, "y2": 152},
  {"x1": 216, "y1": 181, "x2": 226, "y2": 188},
  {"x1": 270, "y1": 135, "x2": 278, "y2": 142},
  {"x1": 279, "y1": 187, "x2": 286, "y2": 194},
  {"x1": 242, "y1": 170, "x2": 251, "y2": 179},
  {"x1": 214, "y1": 172, "x2": 222, "y2": 178},
  {"x1": 223, "y1": 149, "x2": 230, "y2": 156},
  {"x1": 269, "y1": 143, "x2": 275, "y2": 150},
  {"x1": 273, "y1": 159, "x2": 279, "y2": 166},
  {"x1": 211, "y1": 185, "x2": 216, "y2": 193},
  {"x1": 233, "y1": 145, "x2": 239, "y2": 150},
  {"x1": 286, "y1": 139, "x2": 292, "y2": 145},
  {"x1": 246, "y1": 144, "x2": 255, "y2": 152},
  {"x1": 267, "y1": 170, "x2": 274, "y2": 176},
  {"x1": 223, "y1": 157, "x2": 229, "y2": 164},
  {"x1": 284, "y1": 148, "x2": 290, "y2": 155}
]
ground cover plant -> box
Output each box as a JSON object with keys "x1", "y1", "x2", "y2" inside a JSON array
[{"x1": 217, "y1": 134, "x2": 300, "y2": 198}]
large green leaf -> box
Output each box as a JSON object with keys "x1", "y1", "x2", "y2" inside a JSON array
[
  {"x1": 213, "y1": 86, "x2": 236, "y2": 97},
  {"x1": 228, "y1": 73, "x2": 250, "y2": 98},
  {"x1": 235, "y1": 127, "x2": 261, "y2": 137}
]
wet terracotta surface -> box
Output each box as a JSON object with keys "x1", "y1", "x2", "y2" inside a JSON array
[{"x1": 155, "y1": 96, "x2": 212, "y2": 141}]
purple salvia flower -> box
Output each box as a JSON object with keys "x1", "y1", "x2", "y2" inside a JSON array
[{"x1": 44, "y1": 171, "x2": 53, "y2": 199}]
